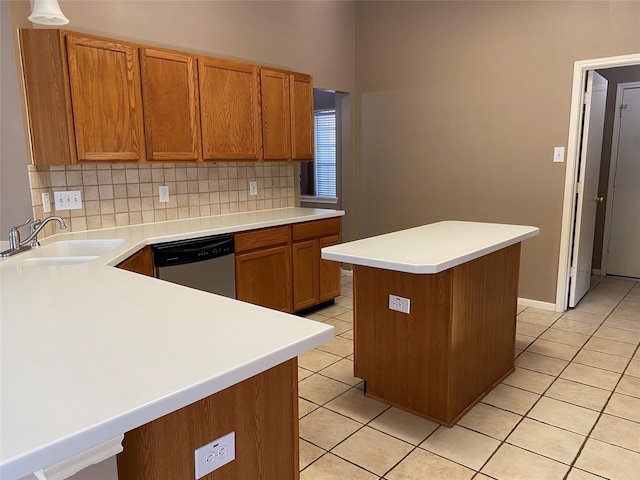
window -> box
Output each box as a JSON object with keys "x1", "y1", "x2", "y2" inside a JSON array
[
  {"x1": 313, "y1": 109, "x2": 337, "y2": 198},
  {"x1": 301, "y1": 108, "x2": 337, "y2": 200}
]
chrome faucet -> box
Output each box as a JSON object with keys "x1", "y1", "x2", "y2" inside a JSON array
[{"x1": 1, "y1": 216, "x2": 67, "y2": 257}]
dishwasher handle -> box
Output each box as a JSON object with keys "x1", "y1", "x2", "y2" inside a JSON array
[{"x1": 153, "y1": 234, "x2": 234, "y2": 267}]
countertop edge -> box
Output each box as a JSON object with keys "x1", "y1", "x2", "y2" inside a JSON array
[
  {"x1": 321, "y1": 223, "x2": 539, "y2": 273},
  {"x1": 1, "y1": 207, "x2": 343, "y2": 480}
]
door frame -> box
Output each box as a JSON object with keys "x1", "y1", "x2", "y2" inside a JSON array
[
  {"x1": 601, "y1": 81, "x2": 640, "y2": 275},
  {"x1": 556, "y1": 53, "x2": 640, "y2": 312}
]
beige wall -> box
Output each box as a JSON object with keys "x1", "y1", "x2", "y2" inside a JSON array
[
  {"x1": 38, "y1": 0, "x2": 356, "y2": 92},
  {"x1": 2, "y1": 0, "x2": 355, "y2": 239},
  {"x1": 1, "y1": 1, "x2": 32, "y2": 238},
  {"x1": 354, "y1": 1, "x2": 640, "y2": 303}
]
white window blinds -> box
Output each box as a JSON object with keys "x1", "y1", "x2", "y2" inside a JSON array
[{"x1": 314, "y1": 110, "x2": 337, "y2": 198}]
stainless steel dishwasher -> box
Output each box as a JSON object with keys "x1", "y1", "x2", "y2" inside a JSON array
[{"x1": 152, "y1": 234, "x2": 236, "y2": 299}]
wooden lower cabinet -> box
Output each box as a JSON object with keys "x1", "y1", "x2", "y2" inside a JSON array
[
  {"x1": 292, "y1": 218, "x2": 341, "y2": 311},
  {"x1": 117, "y1": 358, "x2": 299, "y2": 480},
  {"x1": 319, "y1": 235, "x2": 341, "y2": 301},
  {"x1": 354, "y1": 244, "x2": 521, "y2": 426},
  {"x1": 292, "y1": 239, "x2": 319, "y2": 311},
  {"x1": 116, "y1": 246, "x2": 153, "y2": 276},
  {"x1": 234, "y1": 218, "x2": 341, "y2": 313},
  {"x1": 235, "y1": 226, "x2": 293, "y2": 312}
]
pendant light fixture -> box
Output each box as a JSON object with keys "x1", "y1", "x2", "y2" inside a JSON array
[{"x1": 28, "y1": 0, "x2": 69, "y2": 25}]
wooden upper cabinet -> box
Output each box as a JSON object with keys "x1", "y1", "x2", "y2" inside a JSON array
[
  {"x1": 140, "y1": 48, "x2": 201, "y2": 161},
  {"x1": 19, "y1": 29, "x2": 75, "y2": 165},
  {"x1": 260, "y1": 69, "x2": 314, "y2": 162},
  {"x1": 66, "y1": 33, "x2": 145, "y2": 162},
  {"x1": 198, "y1": 58, "x2": 262, "y2": 161},
  {"x1": 290, "y1": 73, "x2": 314, "y2": 161},
  {"x1": 261, "y1": 69, "x2": 291, "y2": 160},
  {"x1": 19, "y1": 29, "x2": 314, "y2": 165}
]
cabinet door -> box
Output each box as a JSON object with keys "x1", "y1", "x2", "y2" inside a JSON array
[
  {"x1": 290, "y1": 73, "x2": 314, "y2": 161},
  {"x1": 261, "y1": 69, "x2": 291, "y2": 160},
  {"x1": 66, "y1": 34, "x2": 145, "y2": 162},
  {"x1": 236, "y1": 245, "x2": 292, "y2": 312},
  {"x1": 319, "y1": 235, "x2": 341, "y2": 302},
  {"x1": 199, "y1": 58, "x2": 262, "y2": 161},
  {"x1": 116, "y1": 246, "x2": 154, "y2": 277},
  {"x1": 140, "y1": 49, "x2": 201, "y2": 161},
  {"x1": 19, "y1": 29, "x2": 75, "y2": 165},
  {"x1": 292, "y1": 239, "x2": 319, "y2": 311}
]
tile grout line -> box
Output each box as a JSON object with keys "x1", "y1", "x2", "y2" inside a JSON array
[{"x1": 300, "y1": 278, "x2": 639, "y2": 479}]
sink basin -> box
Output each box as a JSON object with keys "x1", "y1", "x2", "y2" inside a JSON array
[
  {"x1": 0, "y1": 239, "x2": 126, "y2": 268},
  {"x1": 21, "y1": 256, "x2": 100, "y2": 266},
  {"x1": 33, "y1": 239, "x2": 125, "y2": 257}
]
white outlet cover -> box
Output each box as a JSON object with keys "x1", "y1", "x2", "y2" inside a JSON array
[
  {"x1": 159, "y1": 185, "x2": 169, "y2": 203},
  {"x1": 195, "y1": 431, "x2": 235, "y2": 479},
  {"x1": 389, "y1": 294, "x2": 411, "y2": 314},
  {"x1": 42, "y1": 192, "x2": 51, "y2": 213},
  {"x1": 249, "y1": 181, "x2": 258, "y2": 196},
  {"x1": 54, "y1": 191, "x2": 82, "y2": 211}
]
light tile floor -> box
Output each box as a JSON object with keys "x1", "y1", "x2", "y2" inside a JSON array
[{"x1": 298, "y1": 274, "x2": 640, "y2": 480}]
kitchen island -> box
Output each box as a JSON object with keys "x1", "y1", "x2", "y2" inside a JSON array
[
  {"x1": 321, "y1": 221, "x2": 539, "y2": 426},
  {"x1": 1, "y1": 208, "x2": 341, "y2": 480}
]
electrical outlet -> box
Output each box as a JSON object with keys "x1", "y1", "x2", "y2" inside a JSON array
[
  {"x1": 54, "y1": 191, "x2": 82, "y2": 210},
  {"x1": 159, "y1": 185, "x2": 169, "y2": 203},
  {"x1": 195, "y1": 432, "x2": 235, "y2": 479},
  {"x1": 389, "y1": 294, "x2": 411, "y2": 314},
  {"x1": 42, "y1": 192, "x2": 51, "y2": 213},
  {"x1": 249, "y1": 180, "x2": 258, "y2": 196}
]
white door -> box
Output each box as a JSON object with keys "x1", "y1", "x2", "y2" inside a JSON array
[
  {"x1": 604, "y1": 83, "x2": 640, "y2": 278},
  {"x1": 569, "y1": 71, "x2": 608, "y2": 307}
]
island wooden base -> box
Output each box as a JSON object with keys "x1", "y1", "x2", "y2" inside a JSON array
[
  {"x1": 354, "y1": 244, "x2": 520, "y2": 426},
  {"x1": 117, "y1": 359, "x2": 299, "y2": 480}
]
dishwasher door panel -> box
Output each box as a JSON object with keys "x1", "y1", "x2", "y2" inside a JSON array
[{"x1": 156, "y1": 254, "x2": 236, "y2": 299}]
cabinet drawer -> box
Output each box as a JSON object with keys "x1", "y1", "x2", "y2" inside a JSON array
[
  {"x1": 235, "y1": 226, "x2": 291, "y2": 253},
  {"x1": 292, "y1": 218, "x2": 341, "y2": 242}
]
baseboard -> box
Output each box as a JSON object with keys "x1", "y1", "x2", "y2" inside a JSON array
[{"x1": 517, "y1": 297, "x2": 558, "y2": 312}]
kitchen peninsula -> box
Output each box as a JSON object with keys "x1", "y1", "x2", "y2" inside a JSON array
[
  {"x1": 1, "y1": 208, "x2": 341, "y2": 480},
  {"x1": 321, "y1": 221, "x2": 539, "y2": 426}
]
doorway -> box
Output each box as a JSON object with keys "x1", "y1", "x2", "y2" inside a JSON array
[
  {"x1": 600, "y1": 81, "x2": 640, "y2": 279},
  {"x1": 556, "y1": 53, "x2": 640, "y2": 312}
]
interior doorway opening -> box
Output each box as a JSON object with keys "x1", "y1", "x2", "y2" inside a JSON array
[{"x1": 557, "y1": 54, "x2": 640, "y2": 312}]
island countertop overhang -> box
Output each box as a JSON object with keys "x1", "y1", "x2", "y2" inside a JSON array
[{"x1": 321, "y1": 221, "x2": 540, "y2": 274}]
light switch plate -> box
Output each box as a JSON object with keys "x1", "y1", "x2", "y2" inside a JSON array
[
  {"x1": 195, "y1": 431, "x2": 235, "y2": 479},
  {"x1": 553, "y1": 146, "x2": 565, "y2": 163}
]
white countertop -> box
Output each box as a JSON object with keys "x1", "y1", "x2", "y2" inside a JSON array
[
  {"x1": 321, "y1": 221, "x2": 539, "y2": 274},
  {"x1": 0, "y1": 207, "x2": 342, "y2": 480}
]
